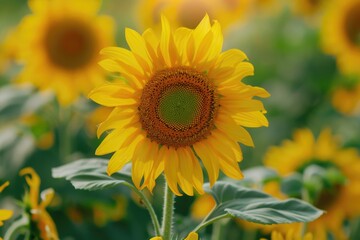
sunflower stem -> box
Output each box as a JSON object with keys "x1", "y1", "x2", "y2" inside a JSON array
[
  {"x1": 211, "y1": 219, "x2": 228, "y2": 240},
  {"x1": 161, "y1": 182, "x2": 175, "y2": 240},
  {"x1": 123, "y1": 182, "x2": 161, "y2": 236},
  {"x1": 192, "y1": 214, "x2": 230, "y2": 233}
]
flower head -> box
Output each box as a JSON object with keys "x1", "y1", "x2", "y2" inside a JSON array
[
  {"x1": 138, "y1": 0, "x2": 251, "y2": 30},
  {"x1": 331, "y1": 83, "x2": 360, "y2": 116},
  {"x1": 261, "y1": 230, "x2": 313, "y2": 240},
  {"x1": 322, "y1": 0, "x2": 360, "y2": 75},
  {"x1": 265, "y1": 128, "x2": 360, "y2": 239},
  {"x1": 90, "y1": 15, "x2": 269, "y2": 196},
  {"x1": 20, "y1": 167, "x2": 58, "y2": 240},
  {"x1": 13, "y1": 0, "x2": 115, "y2": 105}
]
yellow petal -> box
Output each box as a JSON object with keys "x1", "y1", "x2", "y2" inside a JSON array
[
  {"x1": 96, "y1": 128, "x2": 138, "y2": 155},
  {"x1": 39, "y1": 188, "x2": 55, "y2": 209},
  {"x1": 162, "y1": 147, "x2": 182, "y2": 196},
  {"x1": 184, "y1": 232, "x2": 199, "y2": 240},
  {"x1": 149, "y1": 237, "x2": 162, "y2": 240},
  {"x1": 98, "y1": 59, "x2": 144, "y2": 89},
  {"x1": 19, "y1": 167, "x2": 40, "y2": 208},
  {"x1": 177, "y1": 148, "x2": 194, "y2": 196},
  {"x1": 107, "y1": 134, "x2": 144, "y2": 175},
  {"x1": 193, "y1": 142, "x2": 219, "y2": 187},
  {"x1": 216, "y1": 112, "x2": 254, "y2": 147},
  {"x1": 132, "y1": 138, "x2": 155, "y2": 189},
  {"x1": 100, "y1": 47, "x2": 144, "y2": 76},
  {"x1": 97, "y1": 109, "x2": 137, "y2": 138},
  {"x1": 125, "y1": 28, "x2": 152, "y2": 72},
  {"x1": 88, "y1": 83, "x2": 136, "y2": 107},
  {"x1": 0, "y1": 181, "x2": 10, "y2": 193},
  {"x1": 0, "y1": 209, "x2": 13, "y2": 225},
  {"x1": 232, "y1": 111, "x2": 269, "y2": 128},
  {"x1": 159, "y1": 15, "x2": 178, "y2": 67}
]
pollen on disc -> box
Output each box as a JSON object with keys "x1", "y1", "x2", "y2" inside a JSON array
[{"x1": 139, "y1": 67, "x2": 218, "y2": 148}]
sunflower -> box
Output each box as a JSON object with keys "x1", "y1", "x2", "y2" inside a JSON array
[
  {"x1": 331, "y1": 83, "x2": 360, "y2": 116},
  {"x1": 322, "y1": 0, "x2": 360, "y2": 76},
  {"x1": 89, "y1": 15, "x2": 269, "y2": 196},
  {"x1": 14, "y1": 0, "x2": 115, "y2": 105},
  {"x1": 190, "y1": 194, "x2": 216, "y2": 220},
  {"x1": 292, "y1": 0, "x2": 329, "y2": 16},
  {"x1": 264, "y1": 128, "x2": 360, "y2": 240},
  {"x1": 137, "y1": 0, "x2": 251, "y2": 31},
  {"x1": 0, "y1": 181, "x2": 13, "y2": 231},
  {"x1": 20, "y1": 167, "x2": 58, "y2": 240},
  {"x1": 261, "y1": 230, "x2": 313, "y2": 240},
  {"x1": 250, "y1": 0, "x2": 285, "y2": 16}
]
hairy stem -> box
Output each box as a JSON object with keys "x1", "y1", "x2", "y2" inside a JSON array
[{"x1": 161, "y1": 182, "x2": 175, "y2": 240}]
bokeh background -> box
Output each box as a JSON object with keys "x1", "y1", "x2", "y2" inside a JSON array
[{"x1": 1, "y1": 0, "x2": 360, "y2": 239}]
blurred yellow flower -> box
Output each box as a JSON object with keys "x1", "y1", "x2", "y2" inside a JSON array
[
  {"x1": 20, "y1": 114, "x2": 54, "y2": 150},
  {"x1": 85, "y1": 106, "x2": 113, "y2": 137},
  {"x1": 249, "y1": 0, "x2": 285, "y2": 16},
  {"x1": 265, "y1": 128, "x2": 360, "y2": 240},
  {"x1": 332, "y1": 83, "x2": 360, "y2": 116},
  {"x1": 149, "y1": 237, "x2": 162, "y2": 240},
  {"x1": 13, "y1": 0, "x2": 115, "y2": 105},
  {"x1": 292, "y1": 0, "x2": 329, "y2": 16},
  {"x1": 92, "y1": 195, "x2": 127, "y2": 227},
  {"x1": 190, "y1": 194, "x2": 216, "y2": 220},
  {"x1": 185, "y1": 232, "x2": 198, "y2": 240},
  {"x1": 89, "y1": 15, "x2": 269, "y2": 196},
  {"x1": 0, "y1": 29, "x2": 20, "y2": 73},
  {"x1": 0, "y1": 181, "x2": 13, "y2": 228},
  {"x1": 322, "y1": 0, "x2": 360, "y2": 76},
  {"x1": 261, "y1": 229, "x2": 313, "y2": 240},
  {"x1": 137, "y1": 0, "x2": 251, "y2": 31},
  {"x1": 20, "y1": 167, "x2": 59, "y2": 240}
]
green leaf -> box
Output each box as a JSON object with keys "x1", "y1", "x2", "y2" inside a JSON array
[
  {"x1": 281, "y1": 173, "x2": 303, "y2": 197},
  {"x1": 204, "y1": 181, "x2": 324, "y2": 225},
  {"x1": 52, "y1": 158, "x2": 132, "y2": 191}
]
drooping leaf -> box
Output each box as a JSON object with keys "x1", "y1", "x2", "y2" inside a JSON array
[
  {"x1": 52, "y1": 158, "x2": 132, "y2": 191},
  {"x1": 204, "y1": 181, "x2": 324, "y2": 225}
]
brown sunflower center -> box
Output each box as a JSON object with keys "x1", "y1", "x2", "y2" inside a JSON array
[
  {"x1": 315, "y1": 185, "x2": 342, "y2": 211},
  {"x1": 43, "y1": 19, "x2": 97, "y2": 70},
  {"x1": 344, "y1": 3, "x2": 360, "y2": 48},
  {"x1": 138, "y1": 67, "x2": 218, "y2": 148},
  {"x1": 297, "y1": 160, "x2": 346, "y2": 211}
]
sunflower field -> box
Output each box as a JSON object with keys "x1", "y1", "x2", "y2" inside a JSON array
[{"x1": 1, "y1": 0, "x2": 360, "y2": 239}]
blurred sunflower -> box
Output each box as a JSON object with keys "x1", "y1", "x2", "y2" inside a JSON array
[
  {"x1": 0, "y1": 181, "x2": 13, "y2": 230},
  {"x1": 261, "y1": 230, "x2": 313, "y2": 240},
  {"x1": 249, "y1": 0, "x2": 284, "y2": 16},
  {"x1": 292, "y1": 0, "x2": 329, "y2": 16},
  {"x1": 264, "y1": 128, "x2": 360, "y2": 240},
  {"x1": 331, "y1": 83, "x2": 360, "y2": 116},
  {"x1": 14, "y1": 0, "x2": 115, "y2": 105},
  {"x1": 150, "y1": 232, "x2": 198, "y2": 240},
  {"x1": 190, "y1": 194, "x2": 216, "y2": 220},
  {"x1": 137, "y1": 0, "x2": 251, "y2": 31},
  {"x1": 322, "y1": 0, "x2": 360, "y2": 75},
  {"x1": 20, "y1": 167, "x2": 58, "y2": 240},
  {"x1": 89, "y1": 15, "x2": 269, "y2": 196}
]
